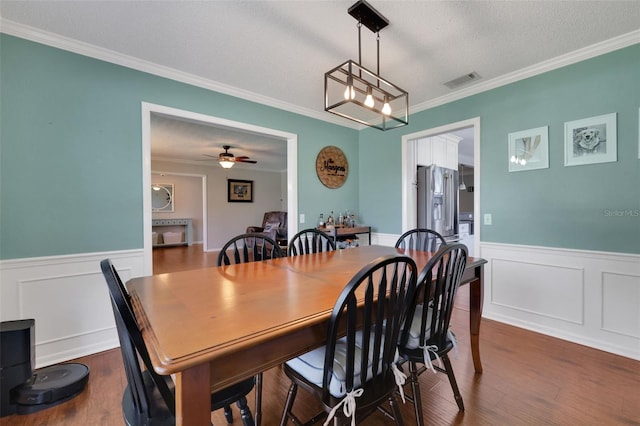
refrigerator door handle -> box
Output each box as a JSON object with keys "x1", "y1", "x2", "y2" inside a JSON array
[{"x1": 444, "y1": 173, "x2": 451, "y2": 232}]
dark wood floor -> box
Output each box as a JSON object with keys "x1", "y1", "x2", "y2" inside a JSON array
[{"x1": 3, "y1": 245, "x2": 639, "y2": 425}]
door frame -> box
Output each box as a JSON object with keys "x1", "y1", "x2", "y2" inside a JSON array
[
  {"x1": 401, "y1": 117, "x2": 481, "y2": 255},
  {"x1": 141, "y1": 102, "x2": 298, "y2": 276}
]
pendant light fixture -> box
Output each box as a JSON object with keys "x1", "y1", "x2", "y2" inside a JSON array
[
  {"x1": 324, "y1": 0, "x2": 408, "y2": 131},
  {"x1": 459, "y1": 164, "x2": 467, "y2": 191}
]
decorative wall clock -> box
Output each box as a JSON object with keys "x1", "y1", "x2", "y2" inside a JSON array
[{"x1": 316, "y1": 146, "x2": 349, "y2": 188}]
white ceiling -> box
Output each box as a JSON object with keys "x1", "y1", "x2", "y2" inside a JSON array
[
  {"x1": 2, "y1": 1, "x2": 638, "y2": 170},
  {"x1": 151, "y1": 112, "x2": 288, "y2": 171}
]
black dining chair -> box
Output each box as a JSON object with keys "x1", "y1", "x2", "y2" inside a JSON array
[
  {"x1": 287, "y1": 228, "x2": 336, "y2": 256},
  {"x1": 217, "y1": 233, "x2": 284, "y2": 265},
  {"x1": 395, "y1": 228, "x2": 447, "y2": 252},
  {"x1": 397, "y1": 243, "x2": 468, "y2": 424},
  {"x1": 100, "y1": 259, "x2": 259, "y2": 426},
  {"x1": 279, "y1": 255, "x2": 418, "y2": 426},
  {"x1": 216, "y1": 233, "x2": 285, "y2": 424}
]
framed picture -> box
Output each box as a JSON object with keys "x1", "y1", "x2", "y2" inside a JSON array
[
  {"x1": 228, "y1": 179, "x2": 253, "y2": 202},
  {"x1": 508, "y1": 126, "x2": 549, "y2": 172},
  {"x1": 564, "y1": 113, "x2": 617, "y2": 166}
]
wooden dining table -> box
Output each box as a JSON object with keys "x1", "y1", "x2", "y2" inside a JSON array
[{"x1": 127, "y1": 245, "x2": 487, "y2": 425}]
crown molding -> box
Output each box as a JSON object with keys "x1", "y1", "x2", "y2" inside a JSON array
[
  {"x1": 410, "y1": 30, "x2": 640, "y2": 115},
  {"x1": 2, "y1": 19, "x2": 637, "y2": 128},
  {"x1": 0, "y1": 19, "x2": 359, "y2": 130}
]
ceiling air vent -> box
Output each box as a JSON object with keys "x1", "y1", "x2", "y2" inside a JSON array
[{"x1": 444, "y1": 72, "x2": 481, "y2": 90}]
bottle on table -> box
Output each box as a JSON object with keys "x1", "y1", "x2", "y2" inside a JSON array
[{"x1": 317, "y1": 213, "x2": 325, "y2": 228}]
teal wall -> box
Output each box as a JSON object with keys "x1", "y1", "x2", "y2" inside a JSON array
[
  {"x1": 0, "y1": 35, "x2": 359, "y2": 259},
  {"x1": 359, "y1": 44, "x2": 640, "y2": 253},
  {"x1": 1, "y1": 35, "x2": 638, "y2": 259}
]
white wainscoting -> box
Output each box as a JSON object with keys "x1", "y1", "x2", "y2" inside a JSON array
[
  {"x1": 371, "y1": 232, "x2": 398, "y2": 247},
  {"x1": 3, "y1": 240, "x2": 638, "y2": 367},
  {"x1": 480, "y1": 242, "x2": 640, "y2": 360},
  {"x1": 0, "y1": 250, "x2": 145, "y2": 368}
]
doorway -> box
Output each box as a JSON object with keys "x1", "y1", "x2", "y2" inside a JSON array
[
  {"x1": 401, "y1": 117, "x2": 480, "y2": 256},
  {"x1": 141, "y1": 102, "x2": 299, "y2": 276}
]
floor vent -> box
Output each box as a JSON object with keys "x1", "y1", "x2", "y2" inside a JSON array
[{"x1": 444, "y1": 71, "x2": 481, "y2": 89}]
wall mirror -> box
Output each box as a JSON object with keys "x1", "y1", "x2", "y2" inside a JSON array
[{"x1": 152, "y1": 183, "x2": 174, "y2": 212}]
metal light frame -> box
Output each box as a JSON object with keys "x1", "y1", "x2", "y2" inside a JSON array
[{"x1": 324, "y1": 0, "x2": 408, "y2": 131}]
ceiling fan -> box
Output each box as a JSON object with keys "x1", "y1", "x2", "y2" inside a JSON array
[{"x1": 205, "y1": 145, "x2": 257, "y2": 169}]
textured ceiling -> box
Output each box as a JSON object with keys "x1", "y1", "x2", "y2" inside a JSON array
[{"x1": 2, "y1": 1, "x2": 638, "y2": 170}]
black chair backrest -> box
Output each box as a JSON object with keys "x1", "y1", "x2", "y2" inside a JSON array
[
  {"x1": 100, "y1": 259, "x2": 175, "y2": 423},
  {"x1": 217, "y1": 233, "x2": 284, "y2": 266},
  {"x1": 399, "y1": 243, "x2": 468, "y2": 352},
  {"x1": 395, "y1": 228, "x2": 446, "y2": 252},
  {"x1": 321, "y1": 255, "x2": 417, "y2": 405},
  {"x1": 287, "y1": 228, "x2": 336, "y2": 256}
]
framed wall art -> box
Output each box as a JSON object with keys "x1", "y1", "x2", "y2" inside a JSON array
[
  {"x1": 564, "y1": 113, "x2": 617, "y2": 166},
  {"x1": 508, "y1": 126, "x2": 549, "y2": 172},
  {"x1": 228, "y1": 179, "x2": 253, "y2": 203}
]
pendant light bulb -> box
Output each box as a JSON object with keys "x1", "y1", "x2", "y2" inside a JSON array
[
  {"x1": 344, "y1": 76, "x2": 356, "y2": 100},
  {"x1": 364, "y1": 87, "x2": 375, "y2": 108},
  {"x1": 381, "y1": 97, "x2": 392, "y2": 115}
]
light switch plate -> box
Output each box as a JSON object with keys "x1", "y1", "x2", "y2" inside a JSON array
[
  {"x1": 484, "y1": 214, "x2": 492, "y2": 225},
  {"x1": 300, "y1": 214, "x2": 305, "y2": 223}
]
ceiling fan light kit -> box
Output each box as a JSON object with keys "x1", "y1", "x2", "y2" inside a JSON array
[
  {"x1": 219, "y1": 159, "x2": 235, "y2": 169},
  {"x1": 324, "y1": 0, "x2": 408, "y2": 131},
  {"x1": 212, "y1": 145, "x2": 257, "y2": 169}
]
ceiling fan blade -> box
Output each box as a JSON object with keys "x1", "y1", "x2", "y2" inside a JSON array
[{"x1": 236, "y1": 159, "x2": 257, "y2": 164}]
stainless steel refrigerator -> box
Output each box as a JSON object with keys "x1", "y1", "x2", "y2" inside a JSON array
[{"x1": 417, "y1": 165, "x2": 459, "y2": 240}]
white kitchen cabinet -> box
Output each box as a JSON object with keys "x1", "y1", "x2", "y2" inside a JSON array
[{"x1": 416, "y1": 133, "x2": 461, "y2": 170}]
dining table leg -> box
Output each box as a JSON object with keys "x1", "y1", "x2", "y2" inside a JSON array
[
  {"x1": 174, "y1": 363, "x2": 212, "y2": 425},
  {"x1": 469, "y1": 264, "x2": 484, "y2": 373}
]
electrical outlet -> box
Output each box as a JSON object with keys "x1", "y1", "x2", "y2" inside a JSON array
[
  {"x1": 300, "y1": 214, "x2": 305, "y2": 224},
  {"x1": 484, "y1": 214, "x2": 492, "y2": 225}
]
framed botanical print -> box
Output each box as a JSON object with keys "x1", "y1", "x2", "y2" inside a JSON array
[{"x1": 508, "y1": 126, "x2": 549, "y2": 172}]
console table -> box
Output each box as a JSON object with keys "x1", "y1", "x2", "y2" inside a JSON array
[
  {"x1": 152, "y1": 218, "x2": 193, "y2": 247},
  {"x1": 318, "y1": 225, "x2": 371, "y2": 247}
]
